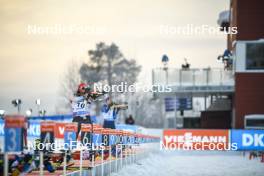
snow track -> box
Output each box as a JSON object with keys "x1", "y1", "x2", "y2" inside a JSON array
[{"x1": 113, "y1": 150, "x2": 264, "y2": 176}]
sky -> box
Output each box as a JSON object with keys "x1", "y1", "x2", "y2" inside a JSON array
[{"x1": 0, "y1": 0, "x2": 230, "y2": 115}]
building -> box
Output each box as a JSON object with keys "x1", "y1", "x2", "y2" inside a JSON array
[
  {"x1": 153, "y1": 0, "x2": 264, "y2": 129},
  {"x1": 218, "y1": 0, "x2": 264, "y2": 128}
]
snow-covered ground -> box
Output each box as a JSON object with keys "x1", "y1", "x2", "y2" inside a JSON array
[{"x1": 114, "y1": 150, "x2": 264, "y2": 176}]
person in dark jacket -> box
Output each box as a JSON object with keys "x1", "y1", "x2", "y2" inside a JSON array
[{"x1": 125, "y1": 115, "x2": 135, "y2": 125}]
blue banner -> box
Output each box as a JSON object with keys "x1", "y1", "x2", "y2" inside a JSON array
[
  {"x1": 0, "y1": 119, "x2": 4, "y2": 136},
  {"x1": 0, "y1": 119, "x2": 137, "y2": 138},
  {"x1": 29, "y1": 114, "x2": 72, "y2": 121},
  {"x1": 5, "y1": 128, "x2": 23, "y2": 152},
  {"x1": 116, "y1": 124, "x2": 138, "y2": 133},
  {"x1": 27, "y1": 121, "x2": 41, "y2": 137},
  {"x1": 231, "y1": 130, "x2": 264, "y2": 151}
]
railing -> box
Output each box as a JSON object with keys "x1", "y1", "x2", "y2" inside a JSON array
[{"x1": 152, "y1": 68, "x2": 234, "y2": 86}]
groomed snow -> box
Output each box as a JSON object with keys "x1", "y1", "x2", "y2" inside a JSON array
[{"x1": 114, "y1": 150, "x2": 264, "y2": 176}]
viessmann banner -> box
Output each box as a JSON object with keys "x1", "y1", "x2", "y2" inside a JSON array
[
  {"x1": 163, "y1": 129, "x2": 264, "y2": 151},
  {"x1": 163, "y1": 129, "x2": 230, "y2": 150}
]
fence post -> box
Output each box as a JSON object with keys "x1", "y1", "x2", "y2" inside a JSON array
[
  {"x1": 80, "y1": 150, "x2": 83, "y2": 176},
  {"x1": 109, "y1": 145, "x2": 112, "y2": 174},
  {"x1": 4, "y1": 153, "x2": 8, "y2": 176},
  {"x1": 40, "y1": 151, "x2": 44, "y2": 176},
  {"x1": 115, "y1": 145, "x2": 118, "y2": 172},
  {"x1": 120, "y1": 145, "x2": 123, "y2": 168},
  {"x1": 63, "y1": 151, "x2": 67, "y2": 175},
  {"x1": 101, "y1": 148, "x2": 104, "y2": 176}
]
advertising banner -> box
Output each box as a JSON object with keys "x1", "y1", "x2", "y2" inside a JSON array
[
  {"x1": 54, "y1": 122, "x2": 66, "y2": 138},
  {"x1": 231, "y1": 129, "x2": 264, "y2": 151},
  {"x1": 163, "y1": 129, "x2": 229, "y2": 150}
]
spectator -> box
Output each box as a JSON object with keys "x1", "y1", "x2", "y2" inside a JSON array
[
  {"x1": 181, "y1": 58, "x2": 190, "y2": 70},
  {"x1": 125, "y1": 115, "x2": 135, "y2": 125}
]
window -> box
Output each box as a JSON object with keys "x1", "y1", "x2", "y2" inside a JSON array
[
  {"x1": 246, "y1": 119, "x2": 264, "y2": 128},
  {"x1": 246, "y1": 43, "x2": 264, "y2": 70}
]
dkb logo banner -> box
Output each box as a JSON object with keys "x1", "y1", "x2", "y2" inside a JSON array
[{"x1": 231, "y1": 130, "x2": 264, "y2": 151}]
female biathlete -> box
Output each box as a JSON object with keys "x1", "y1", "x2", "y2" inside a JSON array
[{"x1": 71, "y1": 83, "x2": 104, "y2": 137}]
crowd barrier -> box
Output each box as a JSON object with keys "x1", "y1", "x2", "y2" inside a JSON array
[
  {"x1": 3, "y1": 116, "x2": 263, "y2": 176},
  {"x1": 1, "y1": 115, "x2": 160, "y2": 176},
  {"x1": 163, "y1": 129, "x2": 264, "y2": 151},
  {"x1": 0, "y1": 119, "x2": 140, "y2": 139}
]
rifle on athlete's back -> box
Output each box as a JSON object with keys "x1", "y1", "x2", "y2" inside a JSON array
[{"x1": 110, "y1": 102, "x2": 128, "y2": 110}]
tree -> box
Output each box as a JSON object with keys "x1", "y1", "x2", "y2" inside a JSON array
[
  {"x1": 79, "y1": 42, "x2": 141, "y2": 91},
  {"x1": 56, "y1": 59, "x2": 81, "y2": 114},
  {"x1": 57, "y1": 42, "x2": 142, "y2": 118}
]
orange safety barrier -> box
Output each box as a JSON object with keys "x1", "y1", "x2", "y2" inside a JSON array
[
  {"x1": 40, "y1": 121, "x2": 56, "y2": 132},
  {"x1": 65, "y1": 123, "x2": 78, "y2": 132}
]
